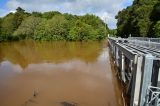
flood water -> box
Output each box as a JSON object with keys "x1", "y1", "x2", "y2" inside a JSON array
[{"x1": 0, "y1": 41, "x2": 123, "y2": 106}]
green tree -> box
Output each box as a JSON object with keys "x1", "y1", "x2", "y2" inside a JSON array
[
  {"x1": 34, "y1": 19, "x2": 48, "y2": 40},
  {"x1": 0, "y1": 7, "x2": 29, "y2": 40},
  {"x1": 135, "y1": 5, "x2": 153, "y2": 36},
  {"x1": 14, "y1": 16, "x2": 42, "y2": 39},
  {"x1": 42, "y1": 11, "x2": 61, "y2": 19},
  {"x1": 63, "y1": 13, "x2": 79, "y2": 21},
  {"x1": 149, "y1": 2, "x2": 160, "y2": 37},
  {"x1": 32, "y1": 12, "x2": 42, "y2": 17},
  {"x1": 150, "y1": 2, "x2": 160, "y2": 22},
  {"x1": 34, "y1": 15, "x2": 69, "y2": 41},
  {"x1": 0, "y1": 8, "x2": 109, "y2": 41},
  {"x1": 0, "y1": 13, "x2": 16, "y2": 41},
  {"x1": 80, "y1": 14, "x2": 108, "y2": 39},
  {"x1": 0, "y1": 18, "x2": 2, "y2": 35},
  {"x1": 13, "y1": 7, "x2": 30, "y2": 30},
  {"x1": 116, "y1": 6, "x2": 140, "y2": 37},
  {"x1": 96, "y1": 26, "x2": 108, "y2": 40},
  {"x1": 68, "y1": 20, "x2": 97, "y2": 41},
  {"x1": 0, "y1": 18, "x2": 2, "y2": 41},
  {"x1": 63, "y1": 13, "x2": 79, "y2": 30},
  {"x1": 1, "y1": 13, "x2": 15, "y2": 36},
  {"x1": 16, "y1": 7, "x2": 25, "y2": 13},
  {"x1": 81, "y1": 14, "x2": 108, "y2": 29},
  {"x1": 116, "y1": 0, "x2": 159, "y2": 37},
  {"x1": 47, "y1": 15, "x2": 69, "y2": 39},
  {"x1": 109, "y1": 29, "x2": 117, "y2": 37},
  {"x1": 153, "y1": 21, "x2": 160, "y2": 37}
]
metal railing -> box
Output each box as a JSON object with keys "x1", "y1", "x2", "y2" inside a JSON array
[
  {"x1": 146, "y1": 86, "x2": 160, "y2": 106},
  {"x1": 128, "y1": 37, "x2": 160, "y2": 43},
  {"x1": 108, "y1": 37, "x2": 160, "y2": 106}
]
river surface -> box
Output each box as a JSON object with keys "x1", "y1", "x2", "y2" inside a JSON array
[{"x1": 0, "y1": 41, "x2": 123, "y2": 106}]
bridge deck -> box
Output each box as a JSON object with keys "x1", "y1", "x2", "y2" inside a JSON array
[{"x1": 108, "y1": 37, "x2": 160, "y2": 106}]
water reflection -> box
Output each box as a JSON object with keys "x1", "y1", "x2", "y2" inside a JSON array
[
  {"x1": 0, "y1": 41, "x2": 102, "y2": 68},
  {"x1": 0, "y1": 41, "x2": 122, "y2": 106},
  {"x1": 0, "y1": 61, "x2": 22, "y2": 82}
]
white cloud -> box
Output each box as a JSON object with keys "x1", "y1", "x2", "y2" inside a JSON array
[
  {"x1": 2, "y1": 0, "x2": 133, "y2": 29},
  {"x1": 96, "y1": 12, "x2": 117, "y2": 29},
  {"x1": 0, "y1": 9, "x2": 8, "y2": 17},
  {"x1": 0, "y1": 9, "x2": 16, "y2": 17}
]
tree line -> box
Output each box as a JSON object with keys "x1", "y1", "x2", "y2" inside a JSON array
[
  {"x1": 0, "y1": 7, "x2": 110, "y2": 42},
  {"x1": 116, "y1": 0, "x2": 160, "y2": 38}
]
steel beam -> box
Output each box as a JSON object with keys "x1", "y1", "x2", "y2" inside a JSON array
[
  {"x1": 138, "y1": 54, "x2": 154, "y2": 106},
  {"x1": 121, "y1": 52, "x2": 126, "y2": 83},
  {"x1": 116, "y1": 43, "x2": 136, "y2": 60},
  {"x1": 131, "y1": 56, "x2": 143, "y2": 106}
]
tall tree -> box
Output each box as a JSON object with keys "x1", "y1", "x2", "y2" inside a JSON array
[
  {"x1": 42, "y1": 11, "x2": 61, "y2": 19},
  {"x1": 14, "y1": 16, "x2": 42, "y2": 39},
  {"x1": 47, "y1": 15, "x2": 69, "y2": 39},
  {"x1": 116, "y1": 0, "x2": 159, "y2": 37},
  {"x1": 149, "y1": 2, "x2": 160, "y2": 37},
  {"x1": 34, "y1": 15, "x2": 69, "y2": 40},
  {"x1": 1, "y1": 13, "x2": 15, "y2": 36},
  {"x1": 34, "y1": 19, "x2": 48, "y2": 40},
  {"x1": 68, "y1": 20, "x2": 97, "y2": 41},
  {"x1": 0, "y1": 18, "x2": 2, "y2": 35},
  {"x1": 32, "y1": 12, "x2": 42, "y2": 17},
  {"x1": 13, "y1": 7, "x2": 30, "y2": 30},
  {"x1": 81, "y1": 14, "x2": 108, "y2": 30},
  {"x1": 153, "y1": 21, "x2": 160, "y2": 37},
  {"x1": 0, "y1": 7, "x2": 29, "y2": 39},
  {"x1": 0, "y1": 8, "x2": 110, "y2": 41},
  {"x1": 16, "y1": 7, "x2": 25, "y2": 13}
]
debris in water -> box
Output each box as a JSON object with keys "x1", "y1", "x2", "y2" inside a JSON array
[
  {"x1": 60, "y1": 101, "x2": 77, "y2": 106},
  {"x1": 33, "y1": 90, "x2": 38, "y2": 97},
  {"x1": 22, "y1": 90, "x2": 39, "y2": 106}
]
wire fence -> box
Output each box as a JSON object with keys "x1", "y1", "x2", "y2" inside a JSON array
[{"x1": 128, "y1": 37, "x2": 160, "y2": 43}]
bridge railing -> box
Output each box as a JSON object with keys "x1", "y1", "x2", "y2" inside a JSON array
[
  {"x1": 146, "y1": 86, "x2": 160, "y2": 106},
  {"x1": 108, "y1": 37, "x2": 160, "y2": 106},
  {"x1": 128, "y1": 37, "x2": 160, "y2": 43}
]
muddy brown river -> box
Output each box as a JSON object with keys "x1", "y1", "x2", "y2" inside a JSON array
[{"x1": 0, "y1": 41, "x2": 123, "y2": 106}]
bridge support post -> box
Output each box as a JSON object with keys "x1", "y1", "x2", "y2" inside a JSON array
[
  {"x1": 121, "y1": 52, "x2": 126, "y2": 83},
  {"x1": 127, "y1": 59, "x2": 134, "y2": 95},
  {"x1": 138, "y1": 54, "x2": 154, "y2": 106},
  {"x1": 115, "y1": 47, "x2": 119, "y2": 67},
  {"x1": 130, "y1": 55, "x2": 143, "y2": 106},
  {"x1": 130, "y1": 60, "x2": 133, "y2": 72}
]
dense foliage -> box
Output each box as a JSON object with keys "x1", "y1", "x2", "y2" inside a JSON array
[
  {"x1": 0, "y1": 7, "x2": 109, "y2": 41},
  {"x1": 116, "y1": 0, "x2": 160, "y2": 37}
]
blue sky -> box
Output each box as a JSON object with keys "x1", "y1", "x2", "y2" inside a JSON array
[
  {"x1": 0, "y1": 0, "x2": 133, "y2": 29},
  {"x1": 0, "y1": 0, "x2": 7, "y2": 8}
]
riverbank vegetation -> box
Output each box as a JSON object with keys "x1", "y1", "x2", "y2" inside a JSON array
[
  {"x1": 0, "y1": 7, "x2": 110, "y2": 42},
  {"x1": 116, "y1": 0, "x2": 160, "y2": 37}
]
